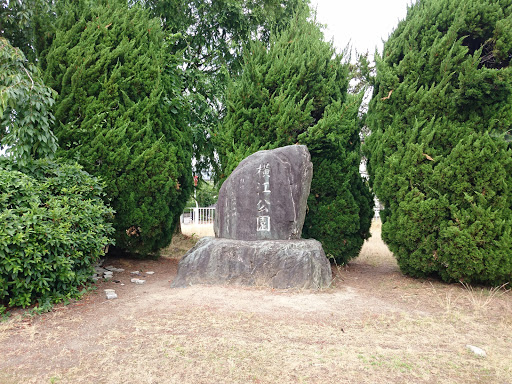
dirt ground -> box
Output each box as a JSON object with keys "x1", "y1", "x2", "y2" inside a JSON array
[{"x1": 1, "y1": 220, "x2": 511, "y2": 384}]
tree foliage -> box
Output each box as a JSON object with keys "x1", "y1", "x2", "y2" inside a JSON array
[
  {"x1": 0, "y1": 0, "x2": 55, "y2": 62},
  {"x1": 186, "y1": 181, "x2": 218, "y2": 208},
  {"x1": 0, "y1": 37, "x2": 58, "y2": 164},
  {"x1": 365, "y1": 0, "x2": 512, "y2": 284},
  {"x1": 141, "y1": 0, "x2": 309, "y2": 177},
  {"x1": 43, "y1": 0, "x2": 193, "y2": 256},
  {"x1": 216, "y1": 11, "x2": 373, "y2": 264},
  {"x1": 0, "y1": 158, "x2": 114, "y2": 309},
  {"x1": 145, "y1": 0, "x2": 307, "y2": 73}
]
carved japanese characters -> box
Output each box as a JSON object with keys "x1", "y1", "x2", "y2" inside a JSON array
[{"x1": 214, "y1": 145, "x2": 313, "y2": 240}]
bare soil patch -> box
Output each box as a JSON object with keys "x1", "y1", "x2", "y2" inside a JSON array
[{"x1": 1, "y1": 221, "x2": 511, "y2": 384}]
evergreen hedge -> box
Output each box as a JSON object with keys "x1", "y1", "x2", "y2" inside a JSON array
[
  {"x1": 365, "y1": 0, "x2": 512, "y2": 284},
  {"x1": 216, "y1": 11, "x2": 374, "y2": 264},
  {"x1": 43, "y1": 0, "x2": 193, "y2": 256},
  {"x1": 0, "y1": 159, "x2": 114, "y2": 310}
]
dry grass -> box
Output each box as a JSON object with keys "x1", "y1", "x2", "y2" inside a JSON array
[
  {"x1": 159, "y1": 233, "x2": 198, "y2": 259},
  {"x1": 1, "y1": 219, "x2": 511, "y2": 384},
  {"x1": 459, "y1": 281, "x2": 511, "y2": 315}
]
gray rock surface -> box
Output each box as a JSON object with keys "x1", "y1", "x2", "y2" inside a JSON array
[
  {"x1": 171, "y1": 237, "x2": 332, "y2": 289},
  {"x1": 104, "y1": 289, "x2": 118, "y2": 300},
  {"x1": 103, "y1": 271, "x2": 113, "y2": 278},
  {"x1": 214, "y1": 145, "x2": 312, "y2": 241}
]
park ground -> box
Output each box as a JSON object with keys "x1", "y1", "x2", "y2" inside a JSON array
[{"x1": 0, "y1": 220, "x2": 511, "y2": 384}]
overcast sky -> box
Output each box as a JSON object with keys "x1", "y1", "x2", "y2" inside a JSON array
[{"x1": 312, "y1": 0, "x2": 415, "y2": 57}]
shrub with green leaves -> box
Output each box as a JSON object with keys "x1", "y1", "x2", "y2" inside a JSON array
[
  {"x1": 365, "y1": 0, "x2": 512, "y2": 284},
  {"x1": 216, "y1": 10, "x2": 374, "y2": 264},
  {"x1": 0, "y1": 159, "x2": 115, "y2": 309}
]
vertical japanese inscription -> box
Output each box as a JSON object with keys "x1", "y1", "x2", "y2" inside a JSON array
[{"x1": 256, "y1": 163, "x2": 271, "y2": 232}]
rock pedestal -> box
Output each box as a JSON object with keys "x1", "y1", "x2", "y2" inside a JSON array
[
  {"x1": 171, "y1": 145, "x2": 332, "y2": 289},
  {"x1": 170, "y1": 237, "x2": 331, "y2": 289}
]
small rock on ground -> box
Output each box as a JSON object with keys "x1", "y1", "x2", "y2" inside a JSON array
[
  {"x1": 467, "y1": 345, "x2": 486, "y2": 357},
  {"x1": 104, "y1": 289, "x2": 118, "y2": 300}
]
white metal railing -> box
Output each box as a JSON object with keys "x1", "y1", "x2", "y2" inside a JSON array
[{"x1": 181, "y1": 207, "x2": 216, "y2": 225}]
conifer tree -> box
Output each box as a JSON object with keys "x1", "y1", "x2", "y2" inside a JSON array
[
  {"x1": 44, "y1": 0, "x2": 193, "y2": 255},
  {"x1": 217, "y1": 11, "x2": 374, "y2": 264},
  {"x1": 366, "y1": 0, "x2": 512, "y2": 284}
]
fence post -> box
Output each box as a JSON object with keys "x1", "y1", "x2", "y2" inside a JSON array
[{"x1": 193, "y1": 207, "x2": 199, "y2": 225}]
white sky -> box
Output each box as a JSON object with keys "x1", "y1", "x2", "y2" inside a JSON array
[{"x1": 312, "y1": 0, "x2": 414, "y2": 57}]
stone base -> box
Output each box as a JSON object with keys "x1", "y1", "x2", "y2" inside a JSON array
[{"x1": 170, "y1": 237, "x2": 332, "y2": 289}]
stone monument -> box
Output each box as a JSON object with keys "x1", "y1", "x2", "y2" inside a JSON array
[{"x1": 171, "y1": 145, "x2": 332, "y2": 289}]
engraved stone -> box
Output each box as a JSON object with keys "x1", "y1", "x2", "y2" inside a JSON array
[
  {"x1": 172, "y1": 145, "x2": 331, "y2": 289},
  {"x1": 214, "y1": 145, "x2": 313, "y2": 240}
]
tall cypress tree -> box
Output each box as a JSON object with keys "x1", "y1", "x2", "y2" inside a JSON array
[
  {"x1": 44, "y1": 0, "x2": 193, "y2": 255},
  {"x1": 216, "y1": 11, "x2": 374, "y2": 264},
  {"x1": 366, "y1": 0, "x2": 512, "y2": 284}
]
